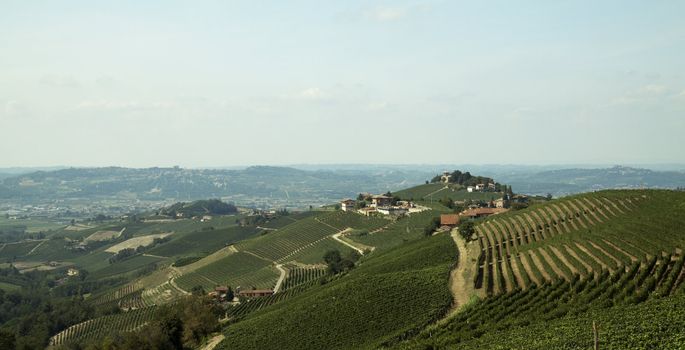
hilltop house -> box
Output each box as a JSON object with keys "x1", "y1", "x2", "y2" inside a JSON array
[
  {"x1": 475, "y1": 184, "x2": 485, "y2": 191},
  {"x1": 340, "y1": 199, "x2": 356, "y2": 212},
  {"x1": 440, "y1": 214, "x2": 460, "y2": 227},
  {"x1": 376, "y1": 206, "x2": 408, "y2": 216},
  {"x1": 358, "y1": 207, "x2": 377, "y2": 216},
  {"x1": 371, "y1": 195, "x2": 393, "y2": 207}
]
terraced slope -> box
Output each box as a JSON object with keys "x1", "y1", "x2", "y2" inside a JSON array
[
  {"x1": 217, "y1": 233, "x2": 456, "y2": 350},
  {"x1": 49, "y1": 307, "x2": 157, "y2": 347},
  {"x1": 396, "y1": 253, "x2": 685, "y2": 349},
  {"x1": 234, "y1": 216, "x2": 341, "y2": 262},
  {"x1": 472, "y1": 190, "x2": 685, "y2": 296},
  {"x1": 174, "y1": 251, "x2": 278, "y2": 291}
]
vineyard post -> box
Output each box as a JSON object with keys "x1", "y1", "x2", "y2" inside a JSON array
[{"x1": 593, "y1": 320, "x2": 598, "y2": 350}]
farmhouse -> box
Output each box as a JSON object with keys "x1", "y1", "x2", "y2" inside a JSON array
[
  {"x1": 340, "y1": 199, "x2": 356, "y2": 212},
  {"x1": 358, "y1": 207, "x2": 377, "y2": 216},
  {"x1": 440, "y1": 214, "x2": 460, "y2": 227},
  {"x1": 67, "y1": 268, "x2": 80, "y2": 276},
  {"x1": 460, "y1": 207, "x2": 508, "y2": 219},
  {"x1": 467, "y1": 186, "x2": 475, "y2": 193},
  {"x1": 238, "y1": 289, "x2": 274, "y2": 298},
  {"x1": 475, "y1": 184, "x2": 485, "y2": 191},
  {"x1": 371, "y1": 195, "x2": 393, "y2": 207},
  {"x1": 376, "y1": 206, "x2": 408, "y2": 216}
]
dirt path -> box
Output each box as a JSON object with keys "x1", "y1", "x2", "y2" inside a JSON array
[
  {"x1": 537, "y1": 248, "x2": 569, "y2": 280},
  {"x1": 602, "y1": 197, "x2": 625, "y2": 214},
  {"x1": 273, "y1": 264, "x2": 287, "y2": 293},
  {"x1": 563, "y1": 245, "x2": 593, "y2": 273},
  {"x1": 142, "y1": 253, "x2": 167, "y2": 259},
  {"x1": 424, "y1": 185, "x2": 448, "y2": 199},
  {"x1": 242, "y1": 250, "x2": 274, "y2": 262},
  {"x1": 519, "y1": 253, "x2": 541, "y2": 286},
  {"x1": 552, "y1": 203, "x2": 580, "y2": 232},
  {"x1": 27, "y1": 239, "x2": 47, "y2": 255},
  {"x1": 332, "y1": 230, "x2": 369, "y2": 255},
  {"x1": 529, "y1": 250, "x2": 552, "y2": 281},
  {"x1": 550, "y1": 245, "x2": 580, "y2": 275},
  {"x1": 200, "y1": 334, "x2": 225, "y2": 350},
  {"x1": 587, "y1": 240, "x2": 623, "y2": 266},
  {"x1": 574, "y1": 242, "x2": 611, "y2": 271},
  {"x1": 508, "y1": 255, "x2": 526, "y2": 288},
  {"x1": 447, "y1": 229, "x2": 478, "y2": 314},
  {"x1": 169, "y1": 277, "x2": 191, "y2": 295},
  {"x1": 602, "y1": 239, "x2": 638, "y2": 262}
]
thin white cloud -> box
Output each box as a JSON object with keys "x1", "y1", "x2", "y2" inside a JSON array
[
  {"x1": 40, "y1": 74, "x2": 81, "y2": 88},
  {"x1": 74, "y1": 100, "x2": 174, "y2": 112},
  {"x1": 281, "y1": 88, "x2": 331, "y2": 102},
  {"x1": 364, "y1": 7, "x2": 407, "y2": 22}
]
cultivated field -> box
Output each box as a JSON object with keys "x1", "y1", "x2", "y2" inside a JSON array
[{"x1": 105, "y1": 232, "x2": 172, "y2": 253}]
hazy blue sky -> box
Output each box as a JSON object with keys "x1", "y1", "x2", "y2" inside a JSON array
[{"x1": 1, "y1": 1, "x2": 684, "y2": 167}]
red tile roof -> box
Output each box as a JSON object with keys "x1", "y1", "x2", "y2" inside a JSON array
[{"x1": 440, "y1": 214, "x2": 460, "y2": 226}]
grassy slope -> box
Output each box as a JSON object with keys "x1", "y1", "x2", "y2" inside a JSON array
[
  {"x1": 395, "y1": 183, "x2": 502, "y2": 202},
  {"x1": 396, "y1": 189, "x2": 685, "y2": 349},
  {"x1": 454, "y1": 293, "x2": 685, "y2": 350},
  {"x1": 217, "y1": 233, "x2": 457, "y2": 350}
]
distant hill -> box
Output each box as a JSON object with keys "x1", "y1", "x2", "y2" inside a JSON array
[
  {"x1": 159, "y1": 199, "x2": 237, "y2": 218},
  {"x1": 494, "y1": 166, "x2": 685, "y2": 196},
  {"x1": 0, "y1": 166, "x2": 432, "y2": 209}
]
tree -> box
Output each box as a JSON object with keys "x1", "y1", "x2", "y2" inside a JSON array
[
  {"x1": 191, "y1": 285, "x2": 206, "y2": 296},
  {"x1": 424, "y1": 216, "x2": 441, "y2": 236},
  {"x1": 458, "y1": 221, "x2": 476, "y2": 241},
  {"x1": 323, "y1": 249, "x2": 358, "y2": 274}
]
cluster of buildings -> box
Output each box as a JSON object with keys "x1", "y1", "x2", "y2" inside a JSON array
[
  {"x1": 466, "y1": 183, "x2": 497, "y2": 193},
  {"x1": 438, "y1": 194, "x2": 529, "y2": 229},
  {"x1": 209, "y1": 285, "x2": 275, "y2": 303},
  {"x1": 340, "y1": 194, "x2": 426, "y2": 217}
]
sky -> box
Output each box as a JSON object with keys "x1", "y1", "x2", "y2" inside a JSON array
[{"x1": 1, "y1": 0, "x2": 684, "y2": 168}]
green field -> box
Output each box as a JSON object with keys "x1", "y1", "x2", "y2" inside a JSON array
[
  {"x1": 235, "y1": 215, "x2": 340, "y2": 262},
  {"x1": 347, "y1": 210, "x2": 444, "y2": 251},
  {"x1": 147, "y1": 225, "x2": 260, "y2": 258},
  {"x1": 399, "y1": 254, "x2": 685, "y2": 349},
  {"x1": 86, "y1": 255, "x2": 165, "y2": 280},
  {"x1": 470, "y1": 190, "x2": 685, "y2": 296},
  {"x1": 0, "y1": 240, "x2": 42, "y2": 261},
  {"x1": 395, "y1": 183, "x2": 502, "y2": 202},
  {"x1": 217, "y1": 233, "x2": 456, "y2": 350},
  {"x1": 174, "y1": 251, "x2": 278, "y2": 291},
  {"x1": 0, "y1": 280, "x2": 22, "y2": 291}
]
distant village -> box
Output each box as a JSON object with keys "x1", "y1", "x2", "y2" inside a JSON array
[{"x1": 340, "y1": 171, "x2": 532, "y2": 231}]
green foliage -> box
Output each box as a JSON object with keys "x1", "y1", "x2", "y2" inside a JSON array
[
  {"x1": 458, "y1": 221, "x2": 476, "y2": 241},
  {"x1": 322, "y1": 249, "x2": 359, "y2": 274},
  {"x1": 161, "y1": 199, "x2": 237, "y2": 218},
  {"x1": 423, "y1": 216, "x2": 441, "y2": 236},
  {"x1": 217, "y1": 234, "x2": 456, "y2": 350},
  {"x1": 399, "y1": 256, "x2": 685, "y2": 349},
  {"x1": 174, "y1": 252, "x2": 278, "y2": 292}
]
